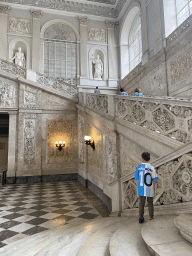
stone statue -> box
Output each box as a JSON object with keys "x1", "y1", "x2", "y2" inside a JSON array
[
  {"x1": 11, "y1": 47, "x2": 25, "y2": 68},
  {"x1": 92, "y1": 55, "x2": 103, "y2": 80}
]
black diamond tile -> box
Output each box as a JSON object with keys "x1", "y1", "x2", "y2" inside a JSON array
[
  {"x1": 53, "y1": 209, "x2": 71, "y2": 214},
  {"x1": 29, "y1": 211, "x2": 48, "y2": 217},
  {"x1": 52, "y1": 204, "x2": 68, "y2": 208},
  {"x1": 0, "y1": 242, "x2": 6, "y2": 248},
  {"x1": 3, "y1": 213, "x2": 23, "y2": 220},
  {"x1": 0, "y1": 220, "x2": 20, "y2": 229},
  {"x1": 8, "y1": 207, "x2": 26, "y2": 212},
  {"x1": 31, "y1": 205, "x2": 46, "y2": 211},
  {"x1": 26, "y1": 218, "x2": 48, "y2": 225},
  {"x1": 78, "y1": 213, "x2": 98, "y2": 219},
  {"x1": 73, "y1": 202, "x2": 89, "y2": 206},
  {"x1": 22, "y1": 226, "x2": 48, "y2": 236},
  {"x1": 76, "y1": 207, "x2": 93, "y2": 212},
  {"x1": 0, "y1": 230, "x2": 18, "y2": 242},
  {"x1": 11, "y1": 202, "x2": 26, "y2": 207}
]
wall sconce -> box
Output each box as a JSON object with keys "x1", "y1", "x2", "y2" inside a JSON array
[
  {"x1": 84, "y1": 136, "x2": 95, "y2": 150},
  {"x1": 55, "y1": 141, "x2": 65, "y2": 151}
]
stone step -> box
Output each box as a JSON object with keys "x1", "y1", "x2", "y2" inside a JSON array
[
  {"x1": 110, "y1": 217, "x2": 150, "y2": 256},
  {"x1": 174, "y1": 214, "x2": 192, "y2": 244},
  {"x1": 77, "y1": 217, "x2": 131, "y2": 256},
  {"x1": 36, "y1": 217, "x2": 122, "y2": 256},
  {"x1": 142, "y1": 215, "x2": 192, "y2": 256}
]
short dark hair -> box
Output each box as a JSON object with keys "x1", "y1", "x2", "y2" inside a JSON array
[
  {"x1": 142, "y1": 152, "x2": 150, "y2": 162},
  {"x1": 120, "y1": 88, "x2": 124, "y2": 92},
  {"x1": 96, "y1": 86, "x2": 98, "y2": 89},
  {"x1": 134, "y1": 88, "x2": 139, "y2": 93}
]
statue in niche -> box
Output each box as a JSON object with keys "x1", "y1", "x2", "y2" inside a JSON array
[
  {"x1": 92, "y1": 54, "x2": 103, "y2": 80},
  {"x1": 11, "y1": 47, "x2": 26, "y2": 68}
]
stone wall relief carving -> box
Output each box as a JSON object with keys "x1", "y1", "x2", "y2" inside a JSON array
[
  {"x1": 0, "y1": 5, "x2": 10, "y2": 14},
  {"x1": 24, "y1": 91, "x2": 37, "y2": 109},
  {"x1": 106, "y1": 137, "x2": 117, "y2": 183},
  {"x1": 0, "y1": 80, "x2": 16, "y2": 108},
  {"x1": 9, "y1": 17, "x2": 31, "y2": 34},
  {"x1": 88, "y1": 27, "x2": 106, "y2": 43},
  {"x1": 86, "y1": 93, "x2": 108, "y2": 114},
  {"x1": 78, "y1": 115, "x2": 85, "y2": 164},
  {"x1": 116, "y1": 98, "x2": 192, "y2": 144},
  {"x1": 143, "y1": 68, "x2": 166, "y2": 94},
  {"x1": 24, "y1": 119, "x2": 36, "y2": 164}
]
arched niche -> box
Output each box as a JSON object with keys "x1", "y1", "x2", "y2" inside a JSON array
[
  {"x1": 119, "y1": 3, "x2": 141, "y2": 79},
  {"x1": 88, "y1": 47, "x2": 107, "y2": 81},
  {"x1": 9, "y1": 39, "x2": 30, "y2": 69}
]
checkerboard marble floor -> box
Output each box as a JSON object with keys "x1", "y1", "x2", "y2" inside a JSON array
[{"x1": 0, "y1": 180, "x2": 109, "y2": 248}]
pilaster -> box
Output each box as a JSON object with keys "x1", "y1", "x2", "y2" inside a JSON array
[
  {"x1": 0, "y1": 5, "x2": 10, "y2": 60},
  {"x1": 79, "y1": 17, "x2": 88, "y2": 78},
  {"x1": 31, "y1": 10, "x2": 42, "y2": 72}
]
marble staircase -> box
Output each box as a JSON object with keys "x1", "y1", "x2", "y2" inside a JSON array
[{"x1": 1, "y1": 214, "x2": 192, "y2": 256}]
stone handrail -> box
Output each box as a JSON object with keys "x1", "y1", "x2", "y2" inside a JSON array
[
  {"x1": 0, "y1": 58, "x2": 26, "y2": 78},
  {"x1": 121, "y1": 142, "x2": 192, "y2": 210},
  {"x1": 36, "y1": 72, "x2": 78, "y2": 97}
]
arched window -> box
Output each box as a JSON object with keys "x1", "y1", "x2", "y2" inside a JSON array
[
  {"x1": 128, "y1": 14, "x2": 142, "y2": 72},
  {"x1": 43, "y1": 23, "x2": 77, "y2": 79},
  {"x1": 176, "y1": 0, "x2": 192, "y2": 26}
]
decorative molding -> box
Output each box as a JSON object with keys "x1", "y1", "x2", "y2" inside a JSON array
[
  {"x1": 0, "y1": 5, "x2": 10, "y2": 14},
  {"x1": 105, "y1": 21, "x2": 118, "y2": 28},
  {"x1": 31, "y1": 10, "x2": 42, "y2": 19},
  {"x1": 87, "y1": 0, "x2": 116, "y2": 4},
  {"x1": 79, "y1": 17, "x2": 88, "y2": 25},
  {"x1": 0, "y1": 0, "x2": 119, "y2": 18},
  {"x1": 88, "y1": 27, "x2": 106, "y2": 42},
  {"x1": 9, "y1": 17, "x2": 31, "y2": 34},
  {"x1": 167, "y1": 15, "x2": 192, "y2": 46}
]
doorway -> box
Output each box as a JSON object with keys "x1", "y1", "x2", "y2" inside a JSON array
[{"x1": 0, "y1": 114, "x2": 9, "y2": 173}]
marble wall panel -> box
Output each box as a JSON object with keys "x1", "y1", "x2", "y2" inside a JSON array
[{"x1": 19, "y1": 83, "x2": 42, "y2": 109}]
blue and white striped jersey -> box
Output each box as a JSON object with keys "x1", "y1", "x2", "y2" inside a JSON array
[{"x1": 135, "y1": 163, "x2": 159, "y2": 197}]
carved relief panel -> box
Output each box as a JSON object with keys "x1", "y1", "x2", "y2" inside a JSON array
[
  {"x1": 88, "y1": 28, "x2": 106, "y2": 43},
  {"x1": 106, "y1": 137, "x2": 117, "y2": 183},
  {"x1": 9, "y1": 17, "x2": 31, "y2": 34},
  {"x1": 0, "y1": 80, "x2": 17, "y2": 108},
  {"x1": 24, "y1": 119, "x2": 36, "y2": 164}
]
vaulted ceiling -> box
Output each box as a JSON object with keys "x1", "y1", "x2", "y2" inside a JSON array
[{"x1": 0, "y1": 0, "x2": 127, "y2": 19}]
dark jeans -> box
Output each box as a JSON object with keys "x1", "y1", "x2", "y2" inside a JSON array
[{"x1": 139, "y1": 196, "x2": 154, "y2": 219}]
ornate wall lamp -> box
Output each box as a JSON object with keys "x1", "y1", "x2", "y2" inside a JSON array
[
  {"x1": 55, "y1": 141, "x2": 65, "y2": 151},
  {"x1": 84, "y1": 136, "x2": 95, "y2": 150}
]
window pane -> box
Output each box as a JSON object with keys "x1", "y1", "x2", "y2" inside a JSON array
[
  {"x1": 177, "y1": 5, "x2": 189, "y2": 25},
  {"x1": 176, "y1": 0, "x2": 188, "y2": 13},
  {"x1": 49, "y1": 42, "x2": 55, "y2": 59}
]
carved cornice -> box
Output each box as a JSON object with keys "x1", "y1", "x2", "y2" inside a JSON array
[
  {"x1": 0, "y1": 5, "x2": 10, "y2": 14},
  {"x1": 31, "y1": 10, "x2": 42, "y2": 19},
  {"x1": 79, "y1": 17, "x2": 88, "y2": 25},
  {"x1": 105, "y1": 21, "x2": 118, "y2": 28}
]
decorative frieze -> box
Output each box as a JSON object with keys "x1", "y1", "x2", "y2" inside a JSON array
[
  {"x1": 170, "y1": 48, "x2": 192, "y2": 85},
  {"x1": 9, "y1": 17, "x2": 31, "y2": 34},
  {"x1": 88, "y1": 27, "x2": 106, "y2": 42},
  {"x1": 0, "y1": 5, "x2": 10, "y2": 14},
  {"x1": 79, "y1": 17, "x2": 88, "y2": 25},
  {"x1": 0, "y1": 80, "x2": 16, "y2": 108},
  {"x1": 31, "y1": 10, "x2": 42, "y2": 19}
]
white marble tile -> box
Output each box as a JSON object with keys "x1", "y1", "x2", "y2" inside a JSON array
[
  {"x1": 9, "y1": 223, "x2": 34, "y2": 233},
  {"x1": 14, "y1": 215, "x2": 36, "y2": 223},
  {"x1": 17, "y1": 209, "x2": 37, "y2": 215},
  {"x1": 65, "y1": 211, "x2": 85, "y2": 217},
  {"x1": 3, "y1": 234, "x2": 27, "y2": 245},
  {"x1": 64, "y1": 205, "x2": 80, "y2": 210},
  {"x1": 40, "y1": 213, "x2": 62, "y2": 220}
]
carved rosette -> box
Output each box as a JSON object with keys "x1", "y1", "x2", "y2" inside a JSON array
[
  {"x1": 31, "y1": 10, "x2": 42, "y2": 19},
  {"x1": 0, "y1": 5, "x2": 10, "y2": 14},
  {"x1": 79, "y1": 17, "x2": 88, "y2": 25}
]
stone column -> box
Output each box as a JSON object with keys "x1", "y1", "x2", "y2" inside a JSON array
[
  {"x1": 0, "y1": 5, "x2": 10, "y2": 60},
  {"x1": 106, "y1": 21, "x2": 116, "y2": 80},
  {"x1": 31, "y1": 10, "x2": 42, "y2": 72},
  {"x1": 7, "y1": 113, "x2": 17, "y2": 178},
  {"x1": 79, "y1": 17, "x2": 88, "y2": 78}
]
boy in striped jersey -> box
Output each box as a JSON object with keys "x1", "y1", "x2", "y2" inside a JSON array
[{"x1": 135, "y1": 152, "x2": 159, "y2": 224}]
